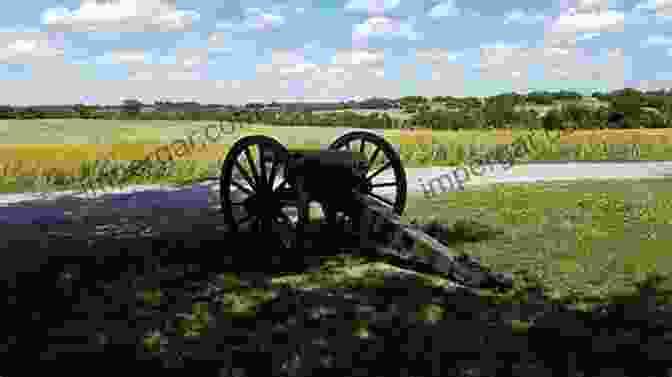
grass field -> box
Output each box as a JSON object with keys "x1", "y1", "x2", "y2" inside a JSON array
[
  {"x1": 1, "y1": 119, "x2": 672, "y2": 194},
  {"x1": 204, "y1": 176, "x2": 672, "y2": 314},
  {"x1": 5, "y1": 117, "x2": 672, "y2": 373},
  {"x1": 403, "y1": 178, "x2": 672, "y2": 311},
  {"x1": 18, "y1": 176, "x2": 671, "y2": 373}
]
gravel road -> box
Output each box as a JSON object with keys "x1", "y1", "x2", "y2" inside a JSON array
[{"x1": 2, "y1": 161, "x2": 672, "y2": 227}]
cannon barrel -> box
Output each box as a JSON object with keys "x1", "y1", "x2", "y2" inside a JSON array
[
  {"x1": 220, "y1": 132, "x2": 513, "y2": 292},
  {"x1": 285, "y1": 150, "x2": 369, "y2": 200}
]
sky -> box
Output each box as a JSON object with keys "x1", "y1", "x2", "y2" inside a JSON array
[{"x1": 0, "y1": 0, "x2": 670, "y2": 105}]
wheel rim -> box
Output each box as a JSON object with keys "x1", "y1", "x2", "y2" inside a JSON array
[
  {"x1": 326, "y1": 131, "x2": 407, "y2": 229},
  {"x1": 220, "y1": 135, "x2": 297, "y2": 249}
]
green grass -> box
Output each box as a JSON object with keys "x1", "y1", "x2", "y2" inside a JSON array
[
  {"x1": 116, "y1": 176, "x2": 672, "y2": 329},
  {"x1": 115, "y1": 178, "x2": 672, "y2": 371},
  {"x1": 402, "y1": 178, "x2": 672, "y2": 312},
  {"x1": 5, "y1": 122, "x2": 672, "y2": 195},
  {"x1": 15, "y1": 166, "x2": 672, "y2": 373}
]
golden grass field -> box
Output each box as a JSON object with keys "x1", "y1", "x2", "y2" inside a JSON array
[{"x1": 1, "y1": 123, "x2": 671, "y2": 178}]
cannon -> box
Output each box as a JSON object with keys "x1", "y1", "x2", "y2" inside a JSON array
[
  {"x1": 219, "y1": 130, "x2": 513, "y2": 291},
  {"x1": 219, "y1": 131, "x2": 407, "y2": 250}
]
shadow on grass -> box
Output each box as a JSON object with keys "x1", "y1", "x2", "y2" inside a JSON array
[
  {"x1": 2, "y1": 191, "x2": 672, "y2": 376},
  {"x1": 414, "y1": 218, "x2": 505, "y2": 246}
]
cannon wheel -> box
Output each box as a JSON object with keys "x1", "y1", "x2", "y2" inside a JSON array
[
  {"x1": 220, "y1": 135, "x2": 299, "y2": 250},
  {"x1": 324, "y1": 131, "x2": 407, "y2": 231}
]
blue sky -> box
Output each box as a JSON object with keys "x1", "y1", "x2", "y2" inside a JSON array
[{"x1": 0, "y1": 0, "x2": 670, "y2": 105}]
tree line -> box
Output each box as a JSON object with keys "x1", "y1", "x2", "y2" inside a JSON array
[{"x1": 0, "y1": 88, "x2": 671, "y2": 130}]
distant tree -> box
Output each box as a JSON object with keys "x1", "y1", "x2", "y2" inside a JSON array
[
  {"x1": 399, "y1": 96, "x2": 427, "y2": 106},
  {"x1": 552, "y1": 90, "x2": 583, "y2": 100},
  {"x1": 607, "y1": 90, "x2": 644, "y2": 127},
  {"x1": 18, "y1": 107, "x2": 43, "y2": 119},
  {"x1": 74, "y1": 104, "x2": 95, "y2": 119},
  {"x1": 542, "y1": 108, "x2": 565, "y2": 131},
  {"x1": 560, "y1": 103, "x2": 592, "y2": 126},
  {"x1": 526, "y1": 91, "x2": 554, "y2": 105},
  {"x1": 606, "y1": 111, "x2": 625, "y2": 129},
  {"x1": 0, "y1": 105, "x2": 14, "y2": 119},
  {"x1": 122, "y1": 99, "x2": 142, "y2": 116},
  {"x1": 483, "y1": 95, "x2": 517, "y2": 128}
]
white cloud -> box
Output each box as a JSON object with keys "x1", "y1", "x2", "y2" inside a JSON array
[
  {"x1": 503, "y1": 9, "x2": 546, "y2": 24},
  {"x1": 41, "y1": 0, "x2": 200, "y2": 32},
  {"x1": 642, "y1": 34, "x2": 672, "y2": 46},
  {"x1": 476, "y1": 42, "x2": 531, "y2": 71},
  {"x1": 575, "y1": 0, "x2": 611, "y2": 13},
  {"x1": 296, "y1": 7, "x2": 305, "y2": 14},
  {"x1": 352, "y1": 16, "x2": 421, "y2": 41},
  {"x1": 206, "y1": 31, "x2": 233, "y2": 54},
  {"x1": 551, "y1": 10, "x2": 624, "y2": 34},
  {"x1": 415, "y1": 48, "x2": 462, "y2": 64},
  {"x1": 0, "y1": 30, "x2": 65, "y2": 64},
  {"x1": 249, "y1": 48, "x2": 395, "y2": 100},
  {"x1": 255, "y1": 50, "x2": 319, "y2": 79},
  {"x1": 606, "y1": 47, "x2": 623, "y2": 57},
  {"x1": 345, "y1": 0, "x2": 401, "y2": 14},
  {"x1": 471, "y1": 38, "x2": 628, "y2": 92},
  {"x1": 127, "y1": 62, "x2": 209, "y2": 81},
  {"x1": 331, "y1": 49, "x2": 384, "y2": 66},
  {"x1": 103, "y1": 49, "x2": 148, "y2": 64},
  {"x1": 90, "y1": 46, "x2": 210, "y2": 83},
  {"x1": 207, "y1": 31, "x2": 226, "y2": 46},
  {"x1": 428, "y1": 1, "x2": 460, "y2": 18}
]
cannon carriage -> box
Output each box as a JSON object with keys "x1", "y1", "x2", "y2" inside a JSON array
[
  {"x1": 218, "y1": 130, "x2": 513, "y2": 291},
  {"x1": 219, "y1": 131, "x2": 407, "y2": 250}
]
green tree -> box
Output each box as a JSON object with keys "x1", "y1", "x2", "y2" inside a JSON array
[
  {"x1": 483, "y1": 95, "x2": 517, "y2": 128},
  {"x1": 74, "y1": 104, "x2": 95, "y2": 119},
  {"x1": 608, "y1": 89, "x2": 644, "y2": 119},
  {"x1": 542, "y1": 108, "x2": 565, "y2": 131},
  {"x1": 122, "y1": 99, "x2": 142, "y2": 117},
  {"x1": 0, "y1": 105, "x2": 14, "y2": 119}
]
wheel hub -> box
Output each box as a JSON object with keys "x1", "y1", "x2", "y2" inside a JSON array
[
  {"x1": 243, "y1": 190, "x2": 283, "y2": 216},
  {"x1": 357, "y1": 178, "x2": 373, "y2": 193}
]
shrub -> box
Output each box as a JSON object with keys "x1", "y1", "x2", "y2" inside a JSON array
[{"x1": 542, "y1": 109, "x2": 565, "y2": 131}]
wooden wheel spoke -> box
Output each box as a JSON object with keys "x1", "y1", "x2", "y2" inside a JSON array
[
  {"x1": 258, "y1": 145, "x2": 268, "y2": 187},
  {"x1": 367, "y1": 192, "x2": 395, "y2": 207},
  {"x1": 367, "y1": 161, "x2": 392, "y2": 181},
  {"x1": 268, "y1": 156, "x2": 281, "y2": 189},
  {"x1": 243, "y1": 146, "x2": 261, "y2": 187},
  {"x1": 359, "y1": 139, "x2": 366, "y2": 154},
  {"x1": 368, "y1": 146, "x2": 382, "y2": 168},
  {"x1": 233, "y1": 160, "x2": 257, "y2": 191},
  {"x1": 326, "y1": 131, "x2": 407, "y2": 217},
  {"x1": 231, "y1": 180, "x2": 254, "y2": 195},
  {"x1": 371, "y1": 182, "x2": 397, "y2": 188},
  {"x1": 238, "y1": 213, "x2": 256, "y2": 226},
  {"x1": 274, "y1": 178, "x2": 288, "y2": 193}
]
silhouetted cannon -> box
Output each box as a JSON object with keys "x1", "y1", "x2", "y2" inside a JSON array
[
  {"x1": 219, "y1": 131, "x2": 407, "y2": 250},
  {"x1": 219, "y1": 130, "x2": 512, "y2": 291}
]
